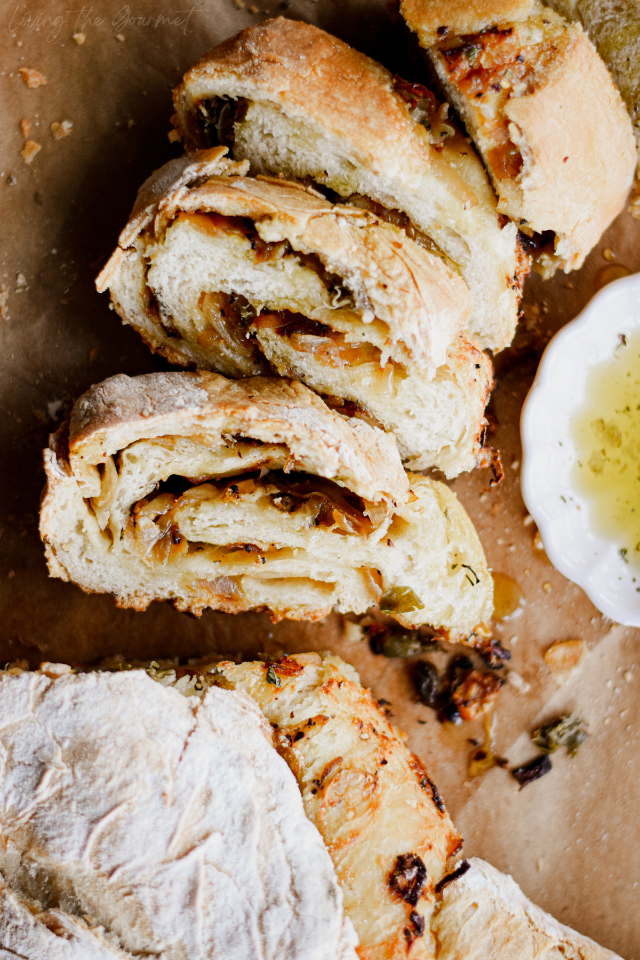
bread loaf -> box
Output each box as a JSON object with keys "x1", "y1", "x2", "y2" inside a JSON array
[{"x1": 0, "y1": 667, "x2": 359, "y2": 960}]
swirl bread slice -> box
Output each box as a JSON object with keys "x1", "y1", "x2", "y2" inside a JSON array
[
  {"x1": 39, "y1": 372, "x2": 492, "y2": 637},
  {"x1": 402, "y1": 0, "x2": 636, "y2": 276},
  {"x1": 0, "y1": 666, "x2": 359, "y2": 960},
  {"x1": 96, "y1": 149, "x2": 492, "y2": 477},
  {"x1": 171, "y1": 18, "x2": 525, "y2": 353}
]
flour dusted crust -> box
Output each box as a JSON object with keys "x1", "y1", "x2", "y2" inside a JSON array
[
  {"x1": 39, "y1": 371, "x2": 492, "y2": 636},
  {"x1": 0, "y1": 669, "x2": 359, "y2": 960},
  {"x1": 96, "y1": 150, "x2": 492, "y2": 477},
  {"x1": 172, "y1": 18, "x2": 522, "y2": 353},
  {"x1": 219, "y1": 652, "x2": 462, "y2": 960},
  {"x1": 432, "y1": 858, "x2": 622, "y2": 960},
  {"x1": 406, "y1": 4, "x2": 636, "y2": 274}
]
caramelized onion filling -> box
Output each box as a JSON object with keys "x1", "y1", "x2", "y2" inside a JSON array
[
  {"x1": 252, "y1": 312, "x2": 383, "y2": 368},
  {"x1": 121, "y1": 469, "x2": 390, "y2": 568},
  {"x1": 438, "y1": 26, "x2": 560, "y2": 261}
]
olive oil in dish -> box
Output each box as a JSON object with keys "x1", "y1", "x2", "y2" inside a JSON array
[{"x1": 571, "y1": 329, "x2": 640, "y2": 564}]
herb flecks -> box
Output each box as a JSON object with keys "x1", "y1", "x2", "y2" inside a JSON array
[
  {"x1": 532, "y1": 715, "x2": 588, "y2": 757},
  {"x1": 265, "y1": 664, "x2": 281, "y2": 687}
]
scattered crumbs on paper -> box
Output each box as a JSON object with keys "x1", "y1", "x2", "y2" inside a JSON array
[
  {"x1": 51, "y1": 120, "x2": 73, "y2": 140},
  {"x1": 19, "y1": 118, "x2": 31, "y2": 139},
  {"x1": 21, "y1": 141, "x2": 41, "y2": 164},
  {"x1": 19, "y1": 68, "x2": 47, "y2": 88},
  {"x1": 506, "y1": 670, "x2": 530, "y2": 694},
  {"x1": 0, "y1": 285, "x2": 9, "y2": 320},
  {"x1": 544, "y1": 639, "x2": 587, "y2": 684},
  {"x1": 73, "y1": 32, "x2": 86, "y2": 44},
  {"x1": 47, "y1": 400, "x2": 63, "y2": 421}
]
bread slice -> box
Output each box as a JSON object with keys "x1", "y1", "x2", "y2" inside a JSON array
[
  {"x1": 219, "y1": 652, "x2": 462, "y2": 960},
  {"x1": 0, "y1": 667, "x2": 359, "y2": 960},
  {"x1": 544, "y1": 0, "x2": 640, "y2": 215},
  {"x1": 172, "y1": 18, "x2": 524, "y2": 353},
  {"x1": 97, "y1": 148, "x2": 493, "y2": 477},
  {"x1": 39, "y1": 371, "x2": 493, "y2": 639},
  {"x1": 432, "y1": 858, "x2": 621, "y2": 960},
  {"x1": 402, "y1": 0, "x2": 636, "y2": 275}
]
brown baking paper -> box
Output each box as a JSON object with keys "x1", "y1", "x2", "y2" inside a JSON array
[{"x1": 0, "y1": 0, "x2": 639, "y2": 954}]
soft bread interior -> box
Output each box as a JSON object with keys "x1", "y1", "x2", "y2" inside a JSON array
[
  {"x1": 43, "y1": 432, "x2": 492, "y2": 638},
  {"x1": 130, "y1": 210, "x2": 491, "y2": 476}
]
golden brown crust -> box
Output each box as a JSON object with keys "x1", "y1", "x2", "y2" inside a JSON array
[
  {"x1": 502, "y1": 26, "x2": 636, "y2": 268},
  {"x1": 220, "y1": 653, "x2": 462, "y2": 960},
  {"x1": 400, "y1": 0, "x2": 536, "y2": 47},
  {"x1": 68, "y1": 371, "x2": 409, "y2": 506},
  {"x1": 174, "y1": 19, "x2": 444, "y2": 176}
]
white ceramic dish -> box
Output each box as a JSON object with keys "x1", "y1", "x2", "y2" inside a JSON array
[{"x1": 521, "y1": 271, "x2": 640, "y2": 625}]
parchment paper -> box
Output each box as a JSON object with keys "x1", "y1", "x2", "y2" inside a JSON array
[{"x1": 1, "y1": 0, "x2": 639, "y2": 954}]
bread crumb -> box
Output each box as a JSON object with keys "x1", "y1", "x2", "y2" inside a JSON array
[
  {"x1": 542, "y1": 581, "x2": 551, "y2": 593},
  {"x1": 248, "y1": 4, "x2": 258, "y2": 11},
  {"x1": 602, "y1": 247, "x2": 616, "y2": 262},
  {"x1": 0, "y1": 285, "x2": 8, "y2": 320},
  {"x1": 342, "y1": 620, "x2": 363, "y2": 643},
  {"x1": 19, "y1": 118, "x2": 31, "y2": 139},
  {"x1": 7, "y1": 571, "x2": 14, "y2": 579},
  {"x1": 168, "y1": 128, "x2": 182, "y2": 143},
  {"x1": 40, "y1": 662, "x2": 72, "y2": 678},
  {"x1": 116, "y1": 33, "x2": 125, "y2": 41},
  {"x1": 51, "y1": 120, "x2": 73, "y2": 140},
  {"x1": 88, "y1": 347, "x2": 98, "y2": 362},
  {"x1": 73, "y1": 32, "x2": 86, "y2": 44},
  {"x1": 234, "y1": 0, "x2": 244, "y2": 7},
  {"x1": 19, "y1": 68, "x2": 47, "y2": 88},
  {"x1": 15, "y1": 274, "x2": 27, "y2": 292},
  {"x1": 544, "y1": 639, "x2": 587, "y2": 684},
  {"x1": 21, "y1": 141, "x2": 41, "y2": 164},
  {"x1": 127, "y1": 119, "x2": 135, "y2": 129}
]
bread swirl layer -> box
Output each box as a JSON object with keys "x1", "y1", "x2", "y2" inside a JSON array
[
  {"x1": 98, "y1": 150, "x2": 493, "y2": 477},
  {"x1": 172, "y1": 18, "x2": 523, "y2": 352},
  {"x1": 40, "y1": 372, "x2": 492, "y2": 638}
]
